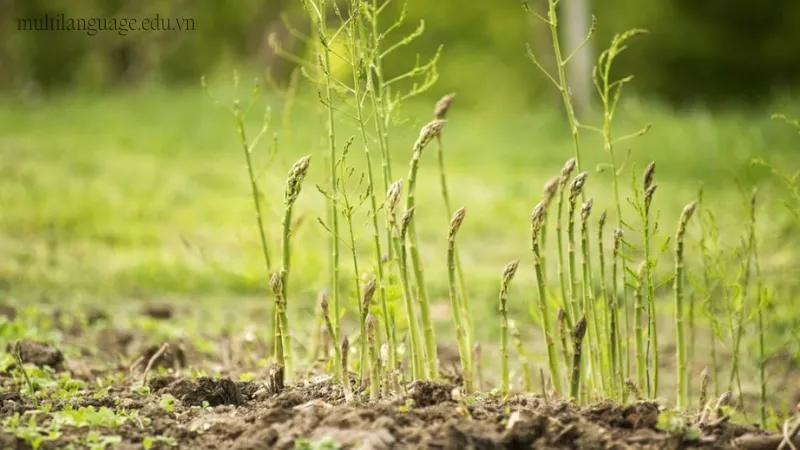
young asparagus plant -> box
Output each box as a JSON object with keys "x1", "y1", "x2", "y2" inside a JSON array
[
  {"x1": 557, "y1": 308, "x2": 571, "y2": 372},
  {"x1": 532, "y1": 200, "x2": 563, "y2": 395},
  {"x1": 611, "y1": 227, "x2": 625, "y2": 399},
  {"x1": 699, "y1": 367, "x2": 710, "y2": 411},
  {"x1": 642, "y1": 161, "x2": 659, "y2": 397},
  {"x1": 749, "y1": 188, "x2": 767, "y2": 428},
  {"x1": 567, "y1": 172, "x2": 588, "y2": 323},
  {"x1": 728, "y1": 187, "x2": 758, "y2": 407},
  {"x1": 321, "y1": 295, "x2": 342, "y2": 383},
  {"x1": 270, "y1": 272, "x2": 286, "y2": 370},
  {"x1": 366, "y1": 313, "x2": 381, "y2": 401},
  {"x1": 433, "y1": 95, "x2": 473, "y2": 355},
  {"x1": 540, "y1": 176, "x2": 561, "y2": 276},
  {"x1": 276, "y1": 155, "x2": 311, "y2": 382},
  {"x1": 341, "y1": 335, "x2": 354, "y2": 403},
  {"x1": 597, "y1": 209, "x2": 615, "y2": 396},
  {"x1": 387, "y1": 180, "x2": 423, "y2": 379},
  {"x1": 361, "y1": 278, "x2": 378, "y2": 379},
  {"x1": 580, "y1": 198, "x2": 605, "y2": 395},
  {"x1": 674, "y1": 200, "x2": 698, "y2": 409},
  {"x1": 474, "y1": 342, "x2": 484, "y2": 391},
  {"x1": 556, "y1": 158, "x2": 578, "y2": 324},
  {"x1": 302, "y1": 0, "x2": 343, "y2": 358},
  {"x1": 499, "y1": 259, "x2": 520, "y2": 397},
  {"x1": 634, "y1": 261, "x2": 647, "y2": 393},
  {"x1": 397, "y1": 205, "x2": 426, "y2": 379},
  {"x1": 448, "y1": 206, "x2": 473, "y2": 392},
  {"x1": 571, "y1": 316, "x2": 588, "y2": 401},
  {"x1": 510, "y1": 321, "x2": 532, "y2": 392},
  {"x1": 405, "y1": 119, "x2": 447, "y2": 378},
  {"x1": 343, "y1": 1, "x2": 397, "y2": 374}
]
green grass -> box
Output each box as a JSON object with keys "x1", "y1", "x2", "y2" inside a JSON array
[{"x1": 1, "y1": 82, "x2": 800, "y2": 410}]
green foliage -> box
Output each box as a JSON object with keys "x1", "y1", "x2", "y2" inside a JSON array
[
  {"x1": 52, "y1": 405, "x2": 145, "y2": 428},
  {"x1": 78, "y1": 431, "x2": 122, "y2": 450},
  {"x1": 159, "y1": 394, "x2": 176, "y2": 412},
  {"x1": 143, "y1": 435, "x2": 178, "y2": 449},
  {"x1": 2, "y1": 413, "x2": 62, "y2": 450},
  {"x1": 295, "y1": 436, "x2": 341, "y2": 450},
  {"x1": 655, "y1": 410, "x2": 700, "y2": 441},
  {"x1": 3, "y1": 0, "x2": 800, "y2": 106}
]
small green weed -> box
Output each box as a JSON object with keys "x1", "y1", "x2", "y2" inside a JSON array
[{"x1": 294, "y1": 436, "x2": 340, "y2": 450}]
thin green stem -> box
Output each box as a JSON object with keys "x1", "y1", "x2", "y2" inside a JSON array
[
  {"x1": 751, "y1": 193, "x2": 766, "y2": 428},
  {"x1": 511, "y1": 324, "x2": 532, "y2": 392},
  {"x1": 568, "y1": 195, "x2": 580, "y2": 323},
  {"x1": 557, "y1": 309, "x2": 571, "y2": 373},
  {"x1": 233, "y1": 104, "x2": 272, "y2": 273},
  {"x1": 448, "y1": 207, "x2": 472, "y2": 392},
  {"x1": 321, "y1": 296, "x2": 342, "y2": 383},
  {"x1": 634, "y1": 263, "x2": 646, "y2": 393},
  {"x1": 367, "y1": 314, "x2": 380, "y2": 401},
  {"x1": 611, "y1": 228, "x2": 624, "y2": 401},
  {"x1": 348, "y1": 2, "x2": 397, "y2": 375},
  {"x1": 580, "y1": 200, "x2": 605, "y2": 397},
  {"x1": 307, "y1": 0, "x2": 343, "y2": 376},
  {"x1": 641, "y1": 174, "x2": 658, "y2": 399},
  {"x1": 404, "y1": 120, "x2": 445, "y2": 378},
  {"x1": 499, "y1": 260, "x2": 520, "y2": 397},
  {"x1": 533, "y1": 202, "x2": 563, "y2": 395},
  {"x1": 556, "y1": 171, "x2": 575, "y2": 326},
  {"x1": 341, "y1": 336, "x2": 354, "y2": 403},
  {"x1": 697, "y1": 192, "x2": 719, "y2": 397},
  {"x1": 545, "y1": 0, "x2": 583, "y2": 171},
  {"x1": 436, "y1": 134, "x2": 474, "y2": 378},
  {"x1": 674, "y1": 200, "x2": 697, "y2": 409},
  {"x1": 598, "y1": 211, "x2": 614, "y2": 397},
  {"x1": 275, "y1": 155, "x2": 310, "y2": 383},
  {"x1": 394, "y1": 208, "x2": 425, "y2": 380},
  {"x1": 571, "y1": 316, "x2": 588, "y2": 400}
]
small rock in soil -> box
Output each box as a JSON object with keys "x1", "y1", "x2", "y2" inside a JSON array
[{"x1": 7, "y1": 339, "x2": 64, "y2": 369}]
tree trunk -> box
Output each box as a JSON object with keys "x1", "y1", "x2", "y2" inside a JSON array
[{"x1": 562, "y1": 0, "x2": 593, "y2": 119}]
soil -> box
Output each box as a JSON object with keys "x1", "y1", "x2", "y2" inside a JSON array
[{"x1": 0, "y1": 307, "x2": 794, "y2": 450}]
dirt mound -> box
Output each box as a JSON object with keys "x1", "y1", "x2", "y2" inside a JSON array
[
  {"x1": 154, "y1": 376, "x2": 245, "y2": 407},
  {"x1": 7, "y1": 340, "x2": 64, "y2": 369},
  {"x1": 0, "y1": 367, "x2": 788, "y2": 450}
]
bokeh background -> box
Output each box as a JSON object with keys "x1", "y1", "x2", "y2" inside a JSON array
[
  {"x1": 2, "y1": 0, "x2": 800, "y2": 409},
  {"x1": 4, "y1": 0, "x2": 800, "y2": 106}
]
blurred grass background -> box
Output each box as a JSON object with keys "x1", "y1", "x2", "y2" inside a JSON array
[{"x1": 1, "y1": 0, "x2": 800, "y2": 406}]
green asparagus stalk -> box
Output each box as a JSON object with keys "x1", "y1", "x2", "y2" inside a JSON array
[
  {"x1": 557, "y1": 158, "x2": 578, "y2": 324},
  {"x1": 397, "y1": 205, "x2": 426, "y2": 379},
  {"x1": 499, "y1": 259, "x2": 521, "y2": 397},
  {"x1": 634, "y1": 261, "x2": 647, "y2": 393},
  {"x1": 320, "y1": 295, "x2": 342, "y2": 383},
  {"x1": 510, "y1": 321, "x2": 532, "y2": 392},
  {"x1": 642, "y1": 161, "x2": 658, "y2": 398},
  {"x1": 275, "y1": 155, "x2": 311, "y2": 382},
  {"x1": 571, "y1": 316, "x2": 588, "y2": 401},
  {"x1": 366, "y1": 313, "x2": 381, "y2": 402},
  {"x1": 532, "y1": 201, "x2": 563, "y2": 395},
  {"x1": 405, "y1": 119, "x2": 447, "y2": 378},
  {"x1": 448, "y1": 206, "x2": 472, "y2": 392},
  {"x1": 341, "y1": 335, "x2": 354, "y2": 403},
  {"x1": 674, "y1": 200, "x2": 698, "y2": 409}
]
